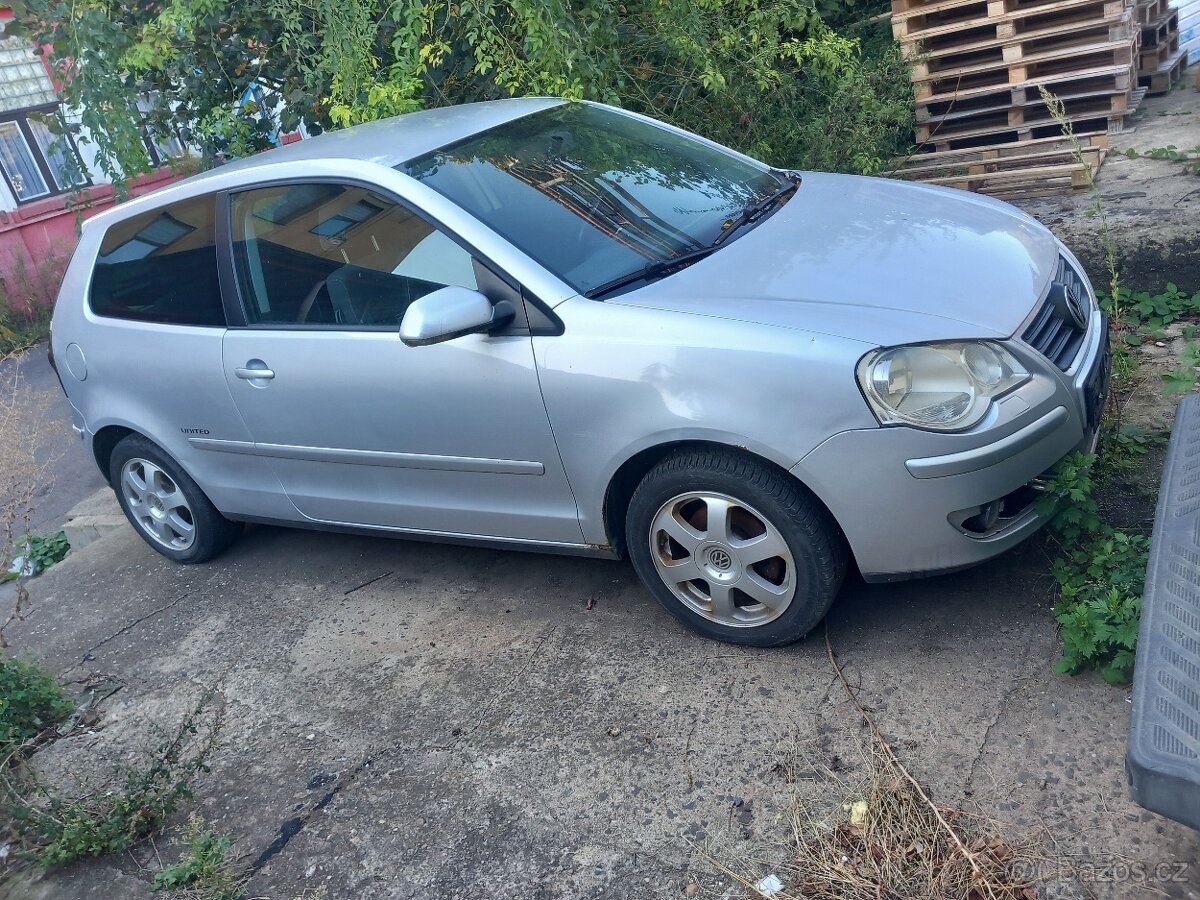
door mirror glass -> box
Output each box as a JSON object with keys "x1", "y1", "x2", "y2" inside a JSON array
[{"x1": 399, "y1": 286, "x2": 496, "y2": 347}]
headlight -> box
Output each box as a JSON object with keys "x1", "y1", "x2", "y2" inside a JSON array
[{"x1": 856, "y1": 341, "x2": 1029, "y2": 432}]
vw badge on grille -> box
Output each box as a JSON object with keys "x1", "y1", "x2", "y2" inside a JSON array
[{"x1": 1064, "y1": 281, "x2": 1088, "y2": 330}]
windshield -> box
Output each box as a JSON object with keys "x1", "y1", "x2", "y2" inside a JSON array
[{"x1": 399, "y1": 103, "x2": 785, "y2": 296}]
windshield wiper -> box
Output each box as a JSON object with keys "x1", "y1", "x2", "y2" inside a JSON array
[
  {"x1": 585, "y1": 171, "x2": 802, "y2": 300},
  {"x1": 711, "y1": 173, "x2": 801, "y2": 248},
  {"x1": 585, "y1": 244, "x2": 721, "y2": 299}
]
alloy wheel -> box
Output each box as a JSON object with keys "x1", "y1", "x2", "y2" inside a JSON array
[
  {"x1": 120, "y1": 457, "x2": 197, "y2": 551},
  {"x1": 648, "y1": 491, "x2": 795, "y2": 628}
]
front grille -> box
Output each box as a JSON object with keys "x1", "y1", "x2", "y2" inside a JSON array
[{"x1": 1022, "y1": 256, "x2": 1090, "y2": 371}]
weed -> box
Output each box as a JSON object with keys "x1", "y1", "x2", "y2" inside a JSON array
[
  {"x1": 1040, "y1": 88, "x2": 1120, "y2": 309},
  {"x1": 1037, "y1": 453, "x2": 1147, "y2": 684},
  {"x1": 708, "y1": 630, "x2": 1053, "y2": 899},
  {"x1": 1097, "y1": 421, "x2": 1167, "y2": 482},
  {"x1": 0, "y1": 656, "x2": 73, "y2": 747},
  {"x1": 1123, "y1": 143, "x2": 1200, "y2": 174},
  {"x1": 3, "y1": 531, "x2": 70, "y2": 583},
  {"x1": 153, "y1": 815, "x2": 244, "y2": 899},
  {"x1": 1102, "y1": 282, "x2": 1200, "y2": 339},
  {"x1": 1163, "y1": 341, "x2": 1200, "y2": 397},
  {"x1": 4, "y1": 689, "x2": 223, "y2": 867}
]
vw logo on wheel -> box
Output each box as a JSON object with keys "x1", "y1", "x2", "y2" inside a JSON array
[{"x1": 708, "y1": 547, "x2": 733, "y2": 571}]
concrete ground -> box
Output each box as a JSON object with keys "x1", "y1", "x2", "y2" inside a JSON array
[
  {"x1": 2, "y1": 490, "x2": 1198, "y2": 899},
  {"x1": 1015, "y1": 65, "x2": 1200, "y2": 294}
]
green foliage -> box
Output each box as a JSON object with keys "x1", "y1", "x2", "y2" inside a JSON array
[
  {"x1": 0, "y1": 656, "x2": 73, "y2": 747},
  {"x1": 1163, "y1": 341, "x2": 1200, "y2": 397},
  {"x1": 27, "y1": 531, "x2": 69, "y2": 573},
  {"x1": 1053, "y1": 586, "x2": 1143, "y2": 685},
  {"x1": 1036, "y1": 452, "x2": 1101, "y2": 543},
  {"x1": 12, "y1": 0, "x2": 913, "y2": 180},
  {"x1": 1098, "y1": 422, "x2": 1166, "y2": 480},
  {"x1": 3, "y1": 531, "x2": 70, "y2": 583},
  {"x1": 153, "y1": 816, "x2": 242, "y2": 899},
  {"x1": 7, "y1": 691, "x2": 221, "y2": 867},
  {"x1": 1039, "y1": 453, "x2": 1147, "y2": 685},
  {"x1": 1124, "y1": 144, "x2": 1200, "y2": 174},
  {"x1": 1101, "y1": 282, "x2": 1200, "y2": 338}
]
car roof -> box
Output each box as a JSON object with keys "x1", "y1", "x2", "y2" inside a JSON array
[
  {"x1": 214, "y1": 96, "x2": 566, "y2": 174},
  {"x1": 82, "y1": 97, "x2": 567, "y2": 232}
]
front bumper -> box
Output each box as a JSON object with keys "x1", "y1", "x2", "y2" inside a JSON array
[{"x1": 793, "y1": 310, "x2": 1109, "y2": 580}]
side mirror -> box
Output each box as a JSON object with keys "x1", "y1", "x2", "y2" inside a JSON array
[{"x1": 399, "y1": 287, "x2": 512, "y2": 347}]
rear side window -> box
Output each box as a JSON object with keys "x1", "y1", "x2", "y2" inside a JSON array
[{"x1": 90, "y1": 196, "x2": 225, "y2": 326}]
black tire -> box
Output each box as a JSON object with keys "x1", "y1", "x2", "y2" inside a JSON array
[
  {"x1": 626, "y1": 448, "x2": 846, "y2": 647},
  {"x1": 109, "y1": 435, "x2": 242, "y2": 564}
]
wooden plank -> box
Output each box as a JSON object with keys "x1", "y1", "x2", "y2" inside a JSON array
[
  {"x1": 913, "y1": 61, "x2": 1131, "y2": 103},
  {"x1": 916, "y1": 89, "x2": 1131, "y2": 142},
  {"x1": 1141, "y1": 9, "x2": 1180, "y2": 45},
  {"x1": 909, "y1": 34, "x2": 1135, "y2": 80},
  {"x1": 906, "y1": 157, "x2": 1102, "y2": 186},
  {"x1": 896, "y1": 131, "x2": 1109, "y2": 170},
  {"x1": 893, "y1": 151, "x2": 1108, "y2": 201},
  {"x1": 896, "y1": 145, "x2": 1105, "y2": 177},
  {"x1": 894, "y1": 0, "x2": 1126, "y2": 43},
  {"x1": 906, "y1": 6, "x2": 1132, "y2": 62},
  {"x1": 1139, "y1": 46, "x2": 1188, "y2": 91},
  {"x1": 911, "y1": 38, "x2": 1137, "y2": 98},
  {"x1": 916, "y1": 76, "x2": 1132, "y2": 123},
  {"x1": 920, "y1": 110, "x2": 1131, "y2": 150}
]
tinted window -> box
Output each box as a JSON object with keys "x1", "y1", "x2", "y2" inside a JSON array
[
  {"x1": 401, "y1": 104, "x2": 783, "y2": 295},
  {"x1": 230, "y1": 182, "x2": 478, "y2": 327},
  {"x1": 90, "y1": 196, "x2": 224, "y2": 326}
]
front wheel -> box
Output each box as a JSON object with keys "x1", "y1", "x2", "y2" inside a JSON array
[
  {"x1": 109, "y1": 435, "x2": 242, "y2": 564},
  {"x1": 626, "y1": 449, "x2": 846, "y2": 647}
]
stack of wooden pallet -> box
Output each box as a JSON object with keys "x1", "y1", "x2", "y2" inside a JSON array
[
  {"x1": 1137, "y1": 0, "x2": 1188, "y2": 92},
  {"x1": 1177, "y1": 0, "x2": 1200, "y2": 69},
  {"x1": 890, "y1": 0, "x2": 1144, "y2": 199}
]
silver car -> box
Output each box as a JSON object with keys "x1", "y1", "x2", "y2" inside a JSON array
[{"x1": 50, "y1": 98, "x2": 1109, "y2": 646}]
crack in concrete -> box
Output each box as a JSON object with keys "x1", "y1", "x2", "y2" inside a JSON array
[
  {"x1": 68, "y1": 587, "x2": 197, "y2": 672},
  {"x1": 246, "y1": 753, "x2": 375, "y2": 877},
  {"x1": 427, "y1": 623, "x2": 560, "y2": 754},
  {"x1": 964, "y1": 636, "x2": 1037, "y2": 794}
]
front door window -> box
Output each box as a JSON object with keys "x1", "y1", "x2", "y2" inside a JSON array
[{"x1": 230, "y1": 182, "x2": 479, "y2": 328}]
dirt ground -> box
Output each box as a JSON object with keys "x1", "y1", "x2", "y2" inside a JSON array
[{"x1": 1014, "y1": 67, "x2": 1200, "y2": 294}]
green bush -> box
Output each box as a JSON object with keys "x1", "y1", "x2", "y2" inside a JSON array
[
  {"x1": 0, "y1": 656, "x2": 73, "y2": 747},
  {"x1": 1038, "y1": 453, "x2": 1148, "y2": 685}
]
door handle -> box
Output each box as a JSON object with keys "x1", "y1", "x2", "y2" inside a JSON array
[{"x1": 235, "y1": 365, "x2": 275, "y2": 380}]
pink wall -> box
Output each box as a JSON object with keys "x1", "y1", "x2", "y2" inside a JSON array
[{"x1": 0, "y1": 167, "x2": 183, "y2": 313}]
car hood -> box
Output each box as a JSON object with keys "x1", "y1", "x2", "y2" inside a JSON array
[{"x1": 614, "y1": 172, "x2": 1061, "y2": 347}]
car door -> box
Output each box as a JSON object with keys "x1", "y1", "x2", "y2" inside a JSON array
[{"x1": 219, "y1": 180, "x2": 584, "y2": 545}]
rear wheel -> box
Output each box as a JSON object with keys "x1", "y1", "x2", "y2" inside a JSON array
[
  {"x1": 109, "y1": 435, "x2": 242, "y2": 563},
  {"x1": 626, "y1": 449, "x2": 846, "y2": 646}
]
